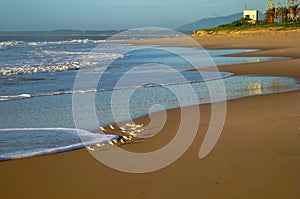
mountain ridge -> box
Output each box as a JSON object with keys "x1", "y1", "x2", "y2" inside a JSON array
[{"x1": 177, "y1": 12, "x2": 264, "y2": 31}]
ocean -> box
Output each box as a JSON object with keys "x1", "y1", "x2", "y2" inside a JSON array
[{"x1": 0, "y1": 33, "x2": 299, "y2": 161}]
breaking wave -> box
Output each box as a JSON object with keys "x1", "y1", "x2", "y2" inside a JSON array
[
  {"x1": 0, "y1": 128, "x2": 118, "y2": 161},
  {"x1": 0, "y1": 39, "x2": 106, "y2": 48},
  {"x1": 0, "y1": 94, "x2": 32, "y2": 101},
  {"x1": 0, "y1": 51, "x2": 124, "y2": 76},
  {"x1": 0, "y1": 62, "x2": 81, "y2": 76}
]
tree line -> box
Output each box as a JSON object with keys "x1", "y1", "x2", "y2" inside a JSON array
[{"x1": 265, "y1": 3, "x2": 300, "y2": 23}]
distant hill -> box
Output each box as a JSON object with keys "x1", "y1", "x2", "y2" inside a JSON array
[{"x1": 177, "y1": 12, "x2": 264, "y2": 32}]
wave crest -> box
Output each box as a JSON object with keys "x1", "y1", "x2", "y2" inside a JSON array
[
  {"x1": 0, "y1": 39, "x2": 105, "y2": 48},
  {"x1": 0, "y1": 128, "x2": 118, "y2": 161},
  {"x1": 0, "y1": 62, "x2": 81, "y2": 76}
]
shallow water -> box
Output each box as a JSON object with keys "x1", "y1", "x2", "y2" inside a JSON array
[
  {"x1": 0, "y1": 128, "x2": 118, "y2": 161},
  {"x1": 0, "y1": 39, "x2": 299, "y2": 161}
]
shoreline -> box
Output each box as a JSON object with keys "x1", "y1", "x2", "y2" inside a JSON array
[
  {"x1": 1, "y1": 33, "x2": 299, "y2": 198},
  {"x1": 121, "y1": 34, "x2": 300, "y2": 81}
]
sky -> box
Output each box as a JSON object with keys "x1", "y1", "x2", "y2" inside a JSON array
[{"x1": 0, "y1": 0, "x2": 283, "y2": 31}]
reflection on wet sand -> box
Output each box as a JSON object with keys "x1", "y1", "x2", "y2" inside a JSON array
[
  {"x1": 248, "y1": 80, "x2": 262, "y2": 95},
  {"x1": 273, "y1": 79, "x2": 283, "y2": 90},
  {"x1": 248, "y1": 79, "x2": 285, "y2": 96}
]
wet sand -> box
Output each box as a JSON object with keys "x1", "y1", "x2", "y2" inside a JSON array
[{"x1": 0, "y1": 33, "x2": 299, "y2": 199}]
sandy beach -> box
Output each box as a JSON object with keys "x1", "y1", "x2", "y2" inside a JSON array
[{"x1": 0, "y1": 32, "x2": 299, "y2": 199}]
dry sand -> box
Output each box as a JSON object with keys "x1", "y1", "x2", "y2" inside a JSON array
[{"x1": 0, "y1": 32, "x2": 299, "y2": 199}]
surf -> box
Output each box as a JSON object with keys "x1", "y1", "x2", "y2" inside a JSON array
[{"x1": 0, "y1": 128, "x2": 118, "y2": 161}]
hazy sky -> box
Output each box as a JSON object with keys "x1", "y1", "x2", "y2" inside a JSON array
[{"x1": 0, "y1": 0, "x2": 283, "y2": 31}]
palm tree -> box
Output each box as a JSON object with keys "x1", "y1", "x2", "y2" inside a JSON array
[
  {"x1": 265, "y1": 8, "x2": 276, "y2": 23},
  {"x1": 282, "y1": 7, "x2": 290, "y2": 23},
  {"x1": 289, "y1": 5, "x2": 295, "y2": 21},
  {"x1": 277, "y1": 2, "x2": 291, "y2": 23},
  {"x1": 295, "y1": 4, "x2": 300, "y2": 21},
  {"x1": 277, "y1": 6, "x2": 285, "y2": 23},
  {"x1": 289, "y1": 4, "x2": 300, "y2": 21}
]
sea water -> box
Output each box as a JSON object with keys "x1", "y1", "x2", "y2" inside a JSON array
[{"x1": 0, "y1": 38, "x2": 299, "y2": 160}]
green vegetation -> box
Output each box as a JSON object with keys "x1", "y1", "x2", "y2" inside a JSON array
[
  {"x1": 201, "y1": 19, "x2": 300, "y2": 32},
  {"x1": 266, "y1": 3, "x2": 299, "y2": 23},
  {"x1": 203, "y1": 19, "x2": 254, "y2": 31},
  {"x1": 195, "y1": 2, "x2": 300, "y2": 34}
]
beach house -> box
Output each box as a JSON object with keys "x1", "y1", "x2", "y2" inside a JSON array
[{"x1": 243, "y1": 10, "x2": 258, "y2": 23}]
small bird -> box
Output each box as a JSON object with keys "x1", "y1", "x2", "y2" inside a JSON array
[
  {"x1": 109, "y1": 124, "x2": 114, "y2": 130},
  {"x1": 112, "y1": 139, "x2": 118, "y2": 144},
  {"x1": 96, "y1": 143, "x2": 104, "y2": 147},
  {"x1": 120, "y1": 139, "x2": 125, "y2": 144},
  {"x1": 108, "y1": 140, "x2": 114, "y2": 145},
  {"x1": 135, "y1": 129, "x2": 143, "y2": 133},
  {"x1": 87, "y1": 146, "x2": 95, "y2": 151},
  {"x1": 100, "y1": 126, "x2": 106, "y2": 132},
  {"x1": 123, "y1": 135, "x2": 133, "y2": 141},
  {"x1": 136, "y1": 124, "x2": 144, "y2": 128},
  {"x1": 128, "y1": 131, "x2": 137, "y2": 137}
]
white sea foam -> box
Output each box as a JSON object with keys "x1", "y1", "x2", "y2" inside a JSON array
[
  {"x1": 0, "y1": 41, "x2": 25, "y2": 48},
  {"x1": 27, "y1": 39, "x2": 105, "y2": 46},
  {"x1": 0, "y1": 94, "x2": 32, "y2": 101},
  {"x1": 0, "y1": 49, "x2": 124, "y2": 76},
  {"x1": 0, "y1": 39, "x2": 106, "y2": 48},
  {"x1": 0, "y1": 63, "x2": 80, "y2": 76},
  {"x1": 33, "y1": 50, "x2": 124, "y2": 59}
]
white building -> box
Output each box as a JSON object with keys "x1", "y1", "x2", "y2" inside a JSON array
[{"x1": 243, "y1": 10, "x2": 258, "y2": 23}]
